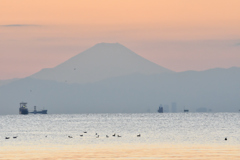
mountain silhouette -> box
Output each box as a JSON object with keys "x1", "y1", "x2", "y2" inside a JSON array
[{"x1": 31, "y1": 43, "x2": 172, "y2": 83}]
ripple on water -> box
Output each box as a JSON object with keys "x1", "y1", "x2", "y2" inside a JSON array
[{"x1": 0, "y1": 113, "x2": 240, "y2": 147}]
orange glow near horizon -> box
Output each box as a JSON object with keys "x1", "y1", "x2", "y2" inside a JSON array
[{"x1": 0, "y1": 0, "x2": 240, "y2": 79}]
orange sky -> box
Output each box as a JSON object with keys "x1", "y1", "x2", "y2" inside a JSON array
[
  {"x1": 0, "y1": 0, "x2": 240, "y2": 79},
  {"x1": 1, "y1": 0, "x2": 240, "y2": 28}
]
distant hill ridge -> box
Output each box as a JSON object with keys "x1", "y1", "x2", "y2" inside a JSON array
[
  {"x1": 31, "y1": 43, "x2": 173, "y2": 83},
  {"x1": 1, "y1": 67, "x2": 240, "y2": 114}
]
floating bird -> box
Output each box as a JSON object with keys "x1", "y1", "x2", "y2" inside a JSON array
[
  {"x1": 225, "y1": 137, "x2": 227, "y2": 141},
  {"x1": 68, "y1": 136, "x2": 73, "y2": 138},
  {"x1": 5, "y1": 137, "x2": 10, "y2": 139},
  {"x1": 84, "y1": 131, "x2": 87, "y2": 133},
  {"x1": 80, "y1": 135, "x2": 83, "y2": 137},
  {"x1": 96, "y1": 135, "x2": 99, "y2": 138},
  {"x1": 117, "y1": 135, "x2": 121, "y2": 137},
  {"x1": 45, "y1": 135, "x2": 47, "y2": 138},
  {"x1": 13, "y1": 136, "x2": 18, "y2": 139},
  {"x1": 112, "y1": 133, "x2": 116, "y2": 137},
  {"x1": 95, "y1": 133, "x2": 98, "y2": 135},
  {"x1": 137, "y1": 134, "x2": 141, "y2": 137},
  {"x1": 106, "y1": 135, "x2": 109, "y2": 138}
]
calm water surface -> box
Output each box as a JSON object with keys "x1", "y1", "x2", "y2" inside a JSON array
[{"x1": 0, "y1": 113, "x2": 239, "y2": 148}]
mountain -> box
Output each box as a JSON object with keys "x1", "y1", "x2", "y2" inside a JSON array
[
  {"x1": 1, "y1": 43, "x2": 239, "y2": 114},
  {"x1": 0, "y1": 67, "x2": 239, "y2": 115},
  {"x1": 0, "y1": 78, "x2": 19, "y2": 87},
  {"x1": 31, "y1": 43, "x2": 172, "y2": 83}
]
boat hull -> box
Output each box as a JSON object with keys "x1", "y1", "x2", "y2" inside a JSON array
[
  {"x1": 19, "y1": 108, "x2": 29, "y2": 115},
  {"x1": 29, "y1": 110, "x2": 47, "y2": 114}
]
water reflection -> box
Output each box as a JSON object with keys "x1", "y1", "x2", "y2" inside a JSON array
[{"x1": 0, "y1": 113, "x2": 240, "y2": 147}]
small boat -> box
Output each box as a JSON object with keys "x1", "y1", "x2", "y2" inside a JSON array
[{"x1": 19, "y1": 102, "x2": 29, "y2": 115}]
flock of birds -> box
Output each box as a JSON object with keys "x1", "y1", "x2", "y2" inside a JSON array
[
  {"x1": 67, "y1": 132, "x2": 141, "y2": 139},
  {"x1": 4, "y1": 134, "x2": 228, "y2": 141},
  {"x1": 4, "y1": 132, "x2": 141, "y2": 140}
]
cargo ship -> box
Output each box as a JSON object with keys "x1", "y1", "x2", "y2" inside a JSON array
[{"x1": 19, "y1": 102, "x2": 29, "y2": 115}]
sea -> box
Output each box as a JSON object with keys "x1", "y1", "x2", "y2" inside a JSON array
[{"x1": 0, "y1": 113, "x2": 240, "y2": 159}]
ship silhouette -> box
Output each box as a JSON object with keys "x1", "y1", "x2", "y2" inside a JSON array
[{"x1": 19, "y1": 103, "x2": 47, "y2": 115}]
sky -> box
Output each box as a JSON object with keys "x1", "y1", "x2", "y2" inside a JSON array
[{"x1": 0, "y1": 0, "x2": 240, "y2": 80}]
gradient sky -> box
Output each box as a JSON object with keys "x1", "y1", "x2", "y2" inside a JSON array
[{"x1": 0, "y1": 0, "x2": 240, "y2": 80}]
